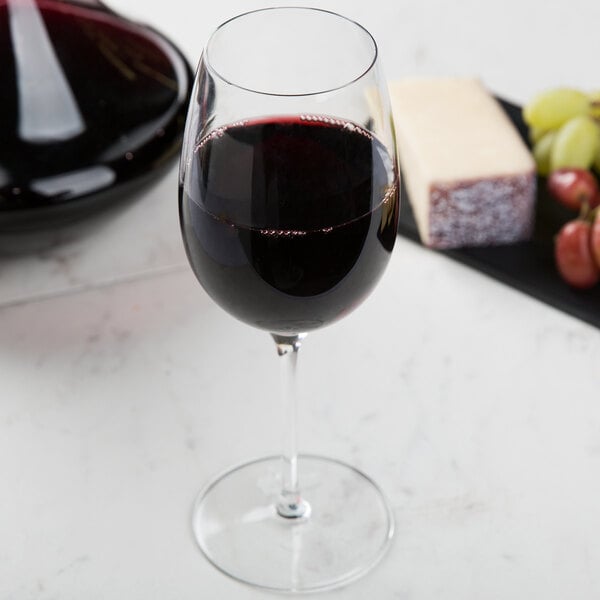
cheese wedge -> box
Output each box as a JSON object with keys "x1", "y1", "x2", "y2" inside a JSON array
[{"x1": 390, "y1": 78, "x2": 536, "y2": 248}]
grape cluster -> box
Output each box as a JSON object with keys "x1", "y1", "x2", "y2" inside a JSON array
[
  {"x1": 524, "y1": 88, "x2": 600, "y2": 289},
  {"x1": 524, "y1": 88, "x2": 600, "y2": 175}
]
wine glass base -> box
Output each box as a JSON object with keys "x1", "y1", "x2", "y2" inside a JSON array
[{"x1": 192, "y1": 454, "x2": 394, "y2": 593}]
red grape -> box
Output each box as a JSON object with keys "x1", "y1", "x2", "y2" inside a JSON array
[
  {"x1": 591, "y1": 210, "x2": 600, "y2": 270},
  {"x1": 554, "y1": 220, "x2": 599, "y2": 289},
  {"x1": 547, "y1": 168, "x2": 600, "y2": 212}
]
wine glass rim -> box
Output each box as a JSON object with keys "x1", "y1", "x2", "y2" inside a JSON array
[{"x1": 203, "y1": 6, "x2": 379, "y2": 98}]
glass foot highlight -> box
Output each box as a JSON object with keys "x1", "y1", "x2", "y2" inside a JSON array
[{"x1": 192, "y1": 454, "x2": 394, "y2": 593}]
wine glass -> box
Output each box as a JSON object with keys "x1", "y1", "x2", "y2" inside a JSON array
[{"x1": 179, "y1": 7, "x2": 399, "y2": 593}]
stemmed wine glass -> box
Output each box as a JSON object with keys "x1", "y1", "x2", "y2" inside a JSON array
[{"x1": 179, "y1": 7, "x2": 399, "y2": 593}]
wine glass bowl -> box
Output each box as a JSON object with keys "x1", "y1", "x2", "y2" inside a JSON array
[
  {"x1": 180, "y1": 111, "x2": 398, "y2": 334},
  {"x1": 179, "y1": 7, "x2": 399, "y2": 592}
]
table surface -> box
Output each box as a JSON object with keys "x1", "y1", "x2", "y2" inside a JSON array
[{"x1": 2, "y1": 1, "x2": 600, "y2": 598}]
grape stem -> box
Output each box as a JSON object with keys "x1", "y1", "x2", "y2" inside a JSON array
[{"x1": 579, "y1": 198, "x2": 590, "y2": 221}]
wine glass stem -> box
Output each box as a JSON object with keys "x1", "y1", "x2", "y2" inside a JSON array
[{"x1": 272, "y1": 333, "x2": 311, "y2": 519}]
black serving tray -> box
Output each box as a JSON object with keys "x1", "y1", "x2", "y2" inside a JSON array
[{"x1": 397, "y1": 98, "x2": 600, "y2": 329}]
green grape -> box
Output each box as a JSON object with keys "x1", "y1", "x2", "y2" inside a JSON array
[
  {"x1": 590, "y1": 93, "x2": 600, "y2": 171},
  {"x1": 529, "y1": 126, "x2": 549, "y2": 145},
  {"x1": 550, "y1": 116, "x2": 600, "y2": 171},
  {"x1": 590, "y1": 91, "x2": 600, "y2": 121},
  {"x1": 533, "y1": 131, "x2": 556, "y2": 176},
  {"x1": 523, "y1": 88, "x2": 589, "y2": 130}
]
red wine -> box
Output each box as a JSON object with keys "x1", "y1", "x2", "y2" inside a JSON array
[
  {"x1": 0, "y1": 0, "x2": 192, "y2": 230},
  {"x1": 180, "y1": 116, "x2": 399, "y2": 333}
]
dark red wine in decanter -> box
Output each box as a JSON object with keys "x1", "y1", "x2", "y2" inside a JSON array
[{"x1": 0, "y1": 0, "x2": 193, "y2": 230}]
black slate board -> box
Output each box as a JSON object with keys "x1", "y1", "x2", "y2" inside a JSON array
[{"x1": 397, "y1": 98, "x2": 600, "y2": 329}]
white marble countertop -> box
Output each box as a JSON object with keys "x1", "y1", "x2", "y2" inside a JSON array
[{"x1": 2, "y1": 1, "x2": 600, "y2": 598}]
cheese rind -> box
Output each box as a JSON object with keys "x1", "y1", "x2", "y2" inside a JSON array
[{"x1": 390, "y1": 78, "x2": 536, "y2": 248}]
